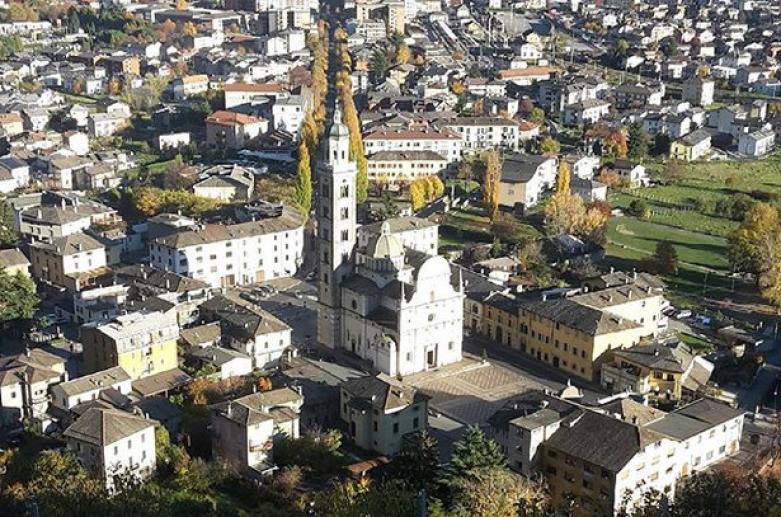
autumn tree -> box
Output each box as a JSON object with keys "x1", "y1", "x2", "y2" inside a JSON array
[
  {"x1": 182, "y1": 21, "x2": 197, "y2": 37},
  {"x1": 603, "y1": 129, "x2": 629, "y2": 159},
  {"x1": 0, "y1": 271, "x2": 39, "y2": 328},
  {"x1": 294, "y1": 142, "x2": 312, "y2": 222},
  {"x1": 395, "y1": 42, "x2": 411, "y2": 65},
  {"x1": 596, "y1": 168, "x2": 622, "y2": 188},
  {"x1": 409, "y1": 180, "x2": 426, "y2": 211},
  {"x1": 539, "y1": 137, "x2": 560, "y2": 155},
  {"x1": 175, "y1": 0, "x2": 188, "y2": 10},
  {"x1": 482, "y1": 150, "x2": 501, "y2": 221},
  {"x1": 448, "y1": 467, "x2": 550, "y2": 517},
  {"x1": 545, "y1": 188, "x2": 586, "y2": 237},
  {"x1": 555, "y1": 161, "x2": 571, "y2": 194},
  {"x1": 727, "y1": 202, "x2": 779, "y2": 275}
]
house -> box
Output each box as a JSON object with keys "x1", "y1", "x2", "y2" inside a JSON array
[
  {"x1": 51, "y1": 366, "x2": 132, "y2": 411},
  {"x1": 0, "y1": 112, "x2": 23, "y2": 135},
  {"x1": 205, "y1": 111, "x2": 267, "y2": 149},
  {"x1": 222, "y1": 82, "x2": 288, "y2": 109},
  {"x1": 80, "y1": 310, "x2": 179, "y2": 380},
  {"x1": 0, "y1": 248, "x2": 30, "y2": 276},
  {"x1": 88, "y1": 113, "x2": 128, "y2": 138},
  {"x1": 562, "y1": 99, "x2": 611, "y2": 126},
  {"x1": 199, "y1": 295, "x2": 293, "y2": 370},
  {"x1": 340, "y1": 374, "x2": 429, "y2": 456},
  {"x1": 63, "y1": 407, "x2": 156, "y2": 491},
  {"x1": 156, "y1": 132, "x2": 191, "y2": 151},
  {"x1": 738, "y1": 129, "x2": 775, "y2": 157},
  {"x1": 498, "y1": 66, "x2": 559, "y2": 86},
  {"x1": 210, "y1": 387, "x2": 304, "y2": 477},
  {"x1": 366, "y1": 150, "x2": 448, "y2": 186},
  {"x1": 22, "y1": 108, "x2": 49, "y2": 132},
  {"x1": 611, "y1": 160, "x2": 650, "y2": 187},
  {"x1": 682, "y1": 76, "x2": 715, "y2": 107},
  {"x1": 149, "y1": 207, "x2": 304, "y2": 288},
  {"x1": 99, "y1": 55, "x2": 140, "y2": 76},
  {"x1": 670, "y1": 129, "x2": 712, "y2": 162},
  {"x1": 0, "y1": 349, "x2": 66, "y2": 428},
  {"x1": 614, "y1": 82, "x2": 665, "y2": 109},
  {"x1": 571, "y1": 177, "x2": 607, "y2": 202},
  {"x1": 600, "y1": 339, "x2": 714, "y2": 402},
  {"x1": 171, "y1": 74, "x2": 209, "y2": 101},
  {"x1": 0, "y1": 156, "x2": 30, "y2": 192},
  {"x1": 17, "y1": 197, "x2": 119, "y2": 241},
  {"x1": 29, "y1": 233, "x2": 108, "y2": 291},
  {"x1": 498, "y1": 154, "x2": 558, "y2": 210},
  {"x1": 64, "y1": 131, "x2": 90, "y2": 156},
  {"x1": 271, "y1": 95, "x2": 307, "y2": 134},
  {"x1": 192, "y1": 164, "x2": 255, "y2": 201},
  {"x1": 188, "y1": 346, "x2": 253, "y2": 379}
]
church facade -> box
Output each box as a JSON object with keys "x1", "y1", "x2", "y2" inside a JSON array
[{"x1": 317, "y1": 109, "x2": 464, "y2": 377}]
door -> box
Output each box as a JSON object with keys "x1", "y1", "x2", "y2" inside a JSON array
[
  {"x1": 221, "y1": 274, "x2": 235, "y2": 288},
  {"x1": 255, "y1": 269, "x2": 265, "y2": 282},
  {"x1": 427, "y1": 349, "x2": 436, "y2": 367}
]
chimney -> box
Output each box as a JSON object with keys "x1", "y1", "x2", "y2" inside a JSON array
[
  {"x1": 227, "y1": 401, "x2": 232, "y2": 417},
  {"x1": 541, "y1": 293, "x2": 547, "y2": 301},
  {"x1": 610, "y1": 266, "x2": 614, "y2": 274}
]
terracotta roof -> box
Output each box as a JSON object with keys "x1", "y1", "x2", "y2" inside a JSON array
[
  {"x1": 498, "y1": 66, "x2": 559, "y2": 79},
  {"x1": 223, "y1": 82, "x2": 286, "y2": 93},
  {"x1": 206, "y1": 110, "x2": 262, "y2": 127}
]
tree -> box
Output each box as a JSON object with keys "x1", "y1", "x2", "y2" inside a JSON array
[
  {"x1": 448, "y1": 467, "x2": 549, "y2": 517},
  {"x1": 395, "y1": 42, "x2": 411, "y2": 65},
  {"x1": 614, "y1": 38, "x2": 629, "y2": 56},
  {"x1": 653, "y1": 133, "x2": 672, "y2": 157},
  {"x1": 447, "y1": 425, "x2": 505, "y2": 482},
  {"x1": 628, "y1": 122, "x2": 648, "y2": 160},
  {"x1": 176, "y1": 0, "x2": 188, "y2": 10},
  {"x1": 482, "y1": 150, "x2": 501, "y2": 221},
  {"x1": 409, "y1": 181, "x2": 426, "y2": 211},
  {"x1": 544, "y1": 189, "x2": 586, "y2": 236},
  {"x1": 728, "y1": 202, "x2": 779, "y2": 275},
  {"x1": 539, "y1": 137, "x2": 560, "y2": 155},
  {"x1": 580, "y1": 205, "x2": 609, "y2": 245},
  {"x1": 603, "y1": 129, "x2": 628, "y2": 159},
  {"x1": 596, "y1": 169, "x2": 622, "y2": 188},
  {"x1": 457, "y1": 160, "x2": 473, "y2": 189},
  {"x1": 182, "y1": 21, "x2": 197, "y2": 37},
  {"x1": 294, "y1": 142, "x2": 312, "y2": 222},
  {"x1": 0, "y1": 271, "x2": 39, "y2": 328},
  {"x1": 529, "y1": 107, "x2": 545, "y2": 124},
  {"x1": 0, "y1": 198, "x2": 18, "y2": 246},
  {"x1": 659, "y1": 159, "x2": 683, "y2": 184},
  {"x1": 370, "y1": 49, "x2": 390, "y2": 82},
  {"x1": 628, "y1": 199, "x2": 650, "y2": 218},
  {"x1": 555, "y1": 161, "x2": 571, "y2": 194},
  {"x1": 314, "y1": 479, "x2": 417, "y2": 517},
  {"x1": 652, "y1": 240, "x2": 678, "y2": 275},
  {"x1": 66, "y1": 9, "x2": 80, "y2": 33},
  {"x1": 669, "y1": 468, "x2": 781, "y2": 517},
  {"x1": 389, "y1": 431, "x2": 440, "y2": 492}
]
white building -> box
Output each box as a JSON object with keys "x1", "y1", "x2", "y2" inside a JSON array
[
  {"x1": 156, "y1": 132, "x2": 191, "y2": 151},
  {"x1": 150, "y1": 208, "x2": 305, "y2": 288},
  {"x1": 171, "y1": 75, "x2": 209, "y2": 101},
  {"x1": 0, "y1": 157, "x2": 30, "y2": 193},
  {"x1": 0, "y1": 349, "x2": 66, "y2": 428},
  {"x1": 88, "y1": 113, "x2": 128, "y2": 138},
  {"x1": 738, "y1": 129, "x2": 775, "y2": 157},
  {"x1": 271, "y1": 95, "x2": 306, "y2": 134},
  {"x1": 682, "y1": 76, "x2": 715, "y2": 107},
  {"x1": 436, "y1": 117, "x2": 521, "y2": 152},
  {"x1": 317, "y1": 110, "x2": 464, "y2": 376},
  {"x1": 562, "y1": 99, "x2": 611, "y2": 126},
  {"x1": 363, "y1": 127, "x2": 463, "y2": 164},
  {"x1": 51, "y1": 366, "x2": 132, "y2": 411},
  {"x1": 366, "y1": 150, "x2": 447, "y2": 186},
  {"x1": 63, "y1": 407, "x2": 156, "y2": 491}
]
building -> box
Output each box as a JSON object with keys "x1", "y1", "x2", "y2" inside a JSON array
[
  {"x1": 205, "y1": 111, "x2": 267, "y2": 149},
  {"x1": 51, "y1": 366, "x2": 132, "y2": 411},
  {"x1": 611, "y1": 160, "x2": 650, "y2": 187},
  {"x1": 366, "y1": 150, "x2": 447, "y2": 186},
  {"x1": 210, "y1": 387, "x2": 303, "y2": 477},
  {"x1": 670, "y1": 129, "x2": 712, "y2": 162},
  {"x1": 738, "y1": 129, "x2": 775, "y2": 157},
  {"x1": 317, "y1": 109, "x2": 464, "y2": 376},
  {"x1": 363, "y1": 127, "x2": 463, "y2": 164},
  {"x1": 16, "y1": 197, "x2": 118, "y2": 242},
  {"x1": 149, "y1": 207, "x2": 304, "y2": 288},
  {"x1": 0, "y1": 248, "x2": 30, "y2": 276},
  {"x1": 223, "y1": 82, "x2": 288, "y2": 109},
  {"x1": 601, "y1": 340, "x2": 714, "y2": 402},
  {"x1": 562, "y1": 99, "x2": 611, "y2": 126},
  {"x1": 192, "y1": 164, "x2": 255, "y2": 201},
  {"x1": 29, "y1": 233, "x2": 108, "y2": 291},
  {"x1": 0, "y1": 349, "x2": 66, "y2": 428},
  {"x1": 498, "y1": 154, "x2": 558, "y2": 210},
  {"x1": 340, "y1": 374, "x2": 428, "y2": 456},
  {"x1": 63, "y1": 407, "x2": 156, "y2": 491},
  {"x1": 0, "y1": 156, "x2": 30, "y2": 193},
  {"x1": 357, "y1": 216, "x2": 438, "y2": 257},
  {"x1": 571, "y1": 177, "x2": 607, "y2": 202},
  {"x1": 171, "y1": 74, "x2": 209, "y2": 100},
  {"x1": 88, "y1": 113, "x2": 128, "y2": 138},
  {"x1": 682, "y1": 76, "x2": 715, "y2": 107},
  {"x1": 80, "y1": 310, "x2": 179, "y2": 380},
  {"x1": 436, "y1": 117, "x2": 521, "y2": 152},
  {"x1": 200, "y1": 295, "x2": 292, "y2": 369}
]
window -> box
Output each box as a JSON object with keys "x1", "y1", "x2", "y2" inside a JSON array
[
  {"x1": 413, "y1": 417, "x2": 419, "y2": 429},
  {"x1": 393, "y1": 422, "x2": 399, "y2": 434},
  {"x1": 340, "y1": 207, "x2": 349, "y2": 220},
  {"x1": 341, "y1": 230, "x2": 349, "y2": 242},
  {"x1": 340, "y1": 185, "x2": 349, "y2": 198}
]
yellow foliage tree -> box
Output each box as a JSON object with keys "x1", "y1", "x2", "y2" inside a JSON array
[
  {"x1": 176, "y1": 0, "x2": 188, "y2": 10},
  {"x1": 395, "y1": 42, "x2": 411, "y2": 65},
  {"x1": 409, "y1": 181, "x2": 426, "y2": 211},
  {"x1": 544, "y1": 191, "x2": 585, "y2": 236},
  {"x1": 482, "y1": 150, "x2": 501, "y2": 221},
  {"x1": 183, "y1": 21, "x2": 197, "y2": 37},
  {"x1": 555, "y1": 161, "x2": 571, "y2": 194}
]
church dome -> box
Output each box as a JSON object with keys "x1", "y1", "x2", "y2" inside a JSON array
[
  {"x1": 367, "y1": 222, "x2": 404, "y2": 259},
  {"x1": 329, "y1": 106, "x2": 350, "y2": 139}
]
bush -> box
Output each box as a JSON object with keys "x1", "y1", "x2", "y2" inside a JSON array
[{"x1": 627, "y1": 199, "x2": 650, "y2": 218}]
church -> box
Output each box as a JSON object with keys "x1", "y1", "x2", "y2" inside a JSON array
[{"x1": 316, "y1": 108, "x2": 464, "y2": 377}]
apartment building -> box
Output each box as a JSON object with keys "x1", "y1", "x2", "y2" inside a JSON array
[
  {"x1": 436, "y1": 117, "x2": 521, "y2": 152},
  {"x1": 88, "y1": 113, "x2": 129, "y2": 138},
  {"x1": 363, "y1": 127, "x2": 463, "y2": 164},
  {"x1": 562, "y1": 99, "x2": 611, "y2": 126},
  {"x1": 0, "y1": 349, "x2": 66, "y2": 428},
  {"x1": 63, "y1": 407, "x2": 156, "y2": 492},
  {"x1": 670, "y1": 129, "x2": 712, "y2": 162},
  {"x1": 149, "y1": 208, "x2": 304, "y2": 288},
  {"x1": 682, "y1": 76, "x2": 715, "y2": 107},
  {"x1": 340, "y1": 374, "x2": 429, "y2": 456},
  {"x1": 199, "y1": 295, "x2": 292, "y2": 369},
  {"x1": 50, "y1": 366, "x2": 132, "y2": 411},
  {"x1": 205, "y1": 111, "x2": 267, "y2": 149},
  {"x1": 171, "y1": 74, "x2": 209, "y2": 101},
  {"x1": 366, "y1": 150, "x2": 447, "y2": 186},
  {"x1": 29, "y1": 233, "x2": 108, "y2": 291},
  {"x1": 222, "y1": 82, "x2": 288, "y2": 109},
  {"x1": 498, "y1": 154, "x2": 558, "y2": 210},
  {"x1": 80, "y1": 310, "x2": 179, "y2": 380},
  {"x1": 210, "y1": 387, "x2": 303, "y2": 477}
]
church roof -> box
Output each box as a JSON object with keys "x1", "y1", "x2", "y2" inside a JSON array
[{"x1": 366, "y1": 221, "x2": 404, "y2": 259}]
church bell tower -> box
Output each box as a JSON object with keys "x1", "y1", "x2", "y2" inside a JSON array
[{"x1": 317, "y1": 106, "x2": 358, "y2": 349}]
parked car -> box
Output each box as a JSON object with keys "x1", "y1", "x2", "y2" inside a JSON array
[{"x1": 675, "y1": 309, "x2": 692, "y2": 320}]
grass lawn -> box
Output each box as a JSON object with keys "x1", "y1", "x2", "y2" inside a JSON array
[
  {"x1": 446, "y1": 179, "x2": 479, "y2": 193},
  {"x1": 679, "y1": 332, "x2": 716, "y2": 354},
  {"x1": 63, "y1": 93, "x2": 99, "y2": 105}
]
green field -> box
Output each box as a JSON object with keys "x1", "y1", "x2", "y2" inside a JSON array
[{"x1": 603, "y1": 156, "x2": 781, "y2": 306}]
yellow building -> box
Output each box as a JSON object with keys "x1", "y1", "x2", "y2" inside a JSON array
[{"x1": 81, "y1": 310, "x2": 179, "y2": 380}]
